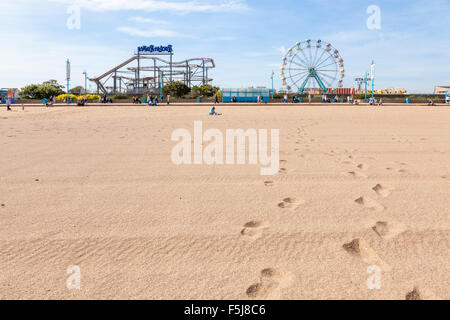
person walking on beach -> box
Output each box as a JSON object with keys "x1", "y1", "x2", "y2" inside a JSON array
[
  {"x1": 167, "y1": 94, "x2": 170, "y2": 105},
  {"x1": 215, "y1": 95, "x2": 219, "y2": 104},
  {"x1": 6, "y1": 99, "x2": 11, "y2": 111}
]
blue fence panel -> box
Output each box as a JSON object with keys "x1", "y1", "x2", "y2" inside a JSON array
[{"x1": 222, "y1": 88, "x2": 272, "y2": 103}]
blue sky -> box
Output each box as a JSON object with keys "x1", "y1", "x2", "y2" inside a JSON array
[{"x1": 1, "y1": 0, "x2": 449, "y2": 93}]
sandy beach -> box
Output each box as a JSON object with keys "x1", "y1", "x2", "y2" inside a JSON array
[{"x1": 0, "y1": 104, "x2": 448, "y2": 300}]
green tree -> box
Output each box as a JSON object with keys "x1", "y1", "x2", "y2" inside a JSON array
[
  {"x1": 190, "y1": 84, "x2": 219, "y2": 98},
  {"x1": 42, "y1": 80, "x2": 65, "y2": 92},
  {"x1": 162, "y1": 81, "x2": 191, "y2": 98},
  {"x1": 19, "y1": 80, "x2": 65, "y2": 99},
  {"x1": 199, "y1": 84, "x2": 219, "y2": 97},
  {"x1": 70, "y1": 86, "x2": 85, "y2": 95},
  {"x1": 190, "y1": 86, "x2": 201, "y2": 98},
  {"x1": 19, "y1": 84, "x2": 42, "y2": 99},
  {"x1": 39, "y1": 85, "x2": 63, "y2": 98}
]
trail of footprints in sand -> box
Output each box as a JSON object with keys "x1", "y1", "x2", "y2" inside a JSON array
[
  {"x1": 343, "y1": 156, "x2": 440, "y2": 298},
  {"x1": 343, "y1": 154, "x2": 414, "y2": 294},
  {"x1": 242, "y1": 155, "x2": 305, "y2": 296}
]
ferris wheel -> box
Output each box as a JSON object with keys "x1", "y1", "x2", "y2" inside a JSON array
[{"x1": 280, "y1": 39, "x2": 345, "y2": 94}]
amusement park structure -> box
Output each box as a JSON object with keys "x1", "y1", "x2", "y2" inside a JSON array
[
  {"x1": 89, "y1": 45, "x2": 215, "y2": 95},
  {"x1": 281, "y1": 39, "x2": 345, "y2": 94}
]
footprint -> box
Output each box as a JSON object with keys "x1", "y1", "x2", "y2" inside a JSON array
[
  {"x1": 405, "y1": 287, "x2": 440, "y2": 300},
  {"x1": 241, "y1": 221, "x2": 266, "y2": 240},
  {"x1": 372, "y1": 184, "x2": 394, "y2": 198},
  {"x1": 357, "y1": 163, "x2": 370, "y2": 171},
  {"x1": 441, "y1": 175, "x2": 449, "y2": 180},
  {"x1": 397, "y1": 169, "x2": 408, "y2": 174},
  {"x1": 278, "y1": 168, "x2": 288, "y2": 174},
  {"x1": 348, "y1": 171, "x2": 368, "y2": 179},
  {"x1": 278, "y1": 197, "x2": 304, "y2": 210},
  {"x1": 246, "y1": 283, "x2": 270, "y2": 298},
  {"x1": 246, "y1": 268, "x2": 291, "y2": 299},
  {"x1": 260, "y1": 268, "x2": 283, "y2": 281},
  {"x1": 264, "y1": 181, "x2": 274, "y2": 187},
  {"x1": 372, "y1": 221, "x2": 406, "y2": 240},
  {"x1": 280, "y1": 160, "x2": 287, "y2": 166},
  {"x1": 343, "y1": 239, "x2": 391, "y2": 271},
  {"x1": 354, "y1": 196, "x2": 385, "y2": 211}
]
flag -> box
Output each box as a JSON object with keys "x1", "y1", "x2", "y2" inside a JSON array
[
  {"x1": 66, "y1": 59, "x2": 71, "y2": 80},
  {"x1": 370, "y1": 60, "x2": 375, "y2": 80}
]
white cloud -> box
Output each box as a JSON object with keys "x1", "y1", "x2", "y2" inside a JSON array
[
  {"x1": 129, "y1": 16, "x2": 171, "y2": 24},
  {"x1": 50, "y1": 0, "x2": 249, "y2": 13},
  {"x1": 116, "y1": 26, "x2": 184, "y2": 37}
]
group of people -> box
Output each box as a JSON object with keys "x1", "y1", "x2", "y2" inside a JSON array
[
  {"x1": 256, "y1": 96, "x2": 267, "y2": 104},
  {"x1": 44, "y1": 96, "x2": 56, "y2": 107},
  {"x1": 132, "y1": 95, "x2": 171, "y2": 106},
  {"x1": 284, "y1": 94, "x2": 305, "y2": 103},
  {"x1": 368, "y1": 97, "x2": 383, "y2": 106},
  {"x1": 292, "y1": 96, "x2": 302, "y2": 103},
  {"x1": 132, "y1": 96, "x2": 143, "y2": 104},
  {"x1": 146, "y1": 95, "x2": 162, "y2": 106},
  {"x1": 77, "y1": 98, "x2": 88, "y2": 106},
  {"x1": 99, "y1": 95, "x2": 113, "y2": 104}
]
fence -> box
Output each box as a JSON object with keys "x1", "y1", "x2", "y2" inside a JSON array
[{"x1": 222, "y1": 88, "x2": 272, "y2": 103}]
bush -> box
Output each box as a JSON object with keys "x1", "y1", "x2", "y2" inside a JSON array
[
  {"x1": 56, "y1": 94, "x2": 78, "y2": 101},
  {"x1": 111, "y1": 93, "x2": 129, "y2": 100},
  {"x1": 162, "y1": 81, "x2": 191, "y2": 98},
  {"x1": 75, "y1": 94, "x2": 101, "y2": 101},
  {"x1": 70, "y1": 86, "x2": 85, "y2": 95}
]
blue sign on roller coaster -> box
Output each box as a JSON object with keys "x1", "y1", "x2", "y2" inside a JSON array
[{"x1": 138, "y1": 45, "x2": 173, "y2": 54}]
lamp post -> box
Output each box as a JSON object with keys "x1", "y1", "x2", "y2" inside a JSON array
[
  {"x1": 364, "y1": 72, "x2": 368, "y2": 102},
  {"x1": 159, "y1": 71, "x2": 163, "y2": 98},
  {"x1": 66, "y1": 59, "x2": 71, "y2": 104},
  {"x1": 371, "y1": 60, "x2": 375, "y2": 102},
  {"x1": 271, "y1": 71, "x2": 274, "y2": 101},
  {"x1": 83, "y1": 71, "x2": 87, "y2": 99}
]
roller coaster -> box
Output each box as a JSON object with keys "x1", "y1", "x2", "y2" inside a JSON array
[{"x1": 90, "y1": 46, "x2": 215, "y2": 95}]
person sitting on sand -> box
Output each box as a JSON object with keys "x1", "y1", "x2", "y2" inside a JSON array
[{"x1": 209, "y1": 106, "x2": 222, "y2": 116}]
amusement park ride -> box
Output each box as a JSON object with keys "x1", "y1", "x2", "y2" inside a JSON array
[
  {"x1": 281, "y1": 39, "x2": 345, "y2": 94},
  {"x1": 89, "y1": 45, "x2": 215, "y2": 95}
]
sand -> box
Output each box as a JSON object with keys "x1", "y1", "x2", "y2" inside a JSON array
[{"x1": 0, "y1": 104, "x2": 448, "y2": 300}]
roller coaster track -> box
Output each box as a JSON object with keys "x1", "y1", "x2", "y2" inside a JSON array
[{"x1": 90, "y1": 55, "x2": 215, "y2": 95}]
